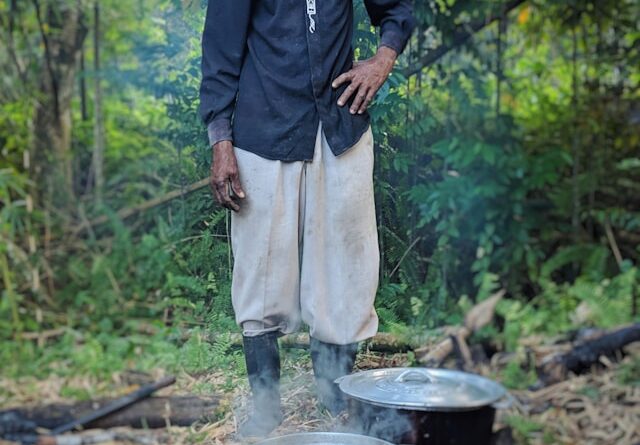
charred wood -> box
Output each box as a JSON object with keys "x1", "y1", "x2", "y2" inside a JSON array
[
  {"x1": 0, "y1": 396, "x2": 219, "y2": 431},
  {"x1": 537, "y1": 323, "x2": 640, "y2": 386}
]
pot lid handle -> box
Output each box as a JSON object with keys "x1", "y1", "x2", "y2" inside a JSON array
[{"x1": 394, "y1": 369, "x2": 436, "y2": 384}]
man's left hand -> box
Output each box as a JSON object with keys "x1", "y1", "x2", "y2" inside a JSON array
[{"x1": 332, "y1": 46, "x2": 398, "y2": 115}]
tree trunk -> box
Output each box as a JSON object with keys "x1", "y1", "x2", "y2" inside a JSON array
[
  {"x1": 91, "y1": 1, "x2": 105, "y2": 205},
  {"x1": 79, "y1": 45, "x2": 88, "y2": 122},
  {"x1": 32, "y1": 0, "x2": 88, "y2": 211},
  {"x1": 570, "y1": 24, "x2": 580, "y2": 245},
  {"x1": 496, "y1": 4, "x2": 506, "y2": 117}
]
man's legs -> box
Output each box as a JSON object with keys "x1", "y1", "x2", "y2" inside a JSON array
[
  {"x1": 231, "y1": 148, "x2": 305, "y2": 338},
  {"x1": 230, "y1": 122, "x2": 380, "y2": 423},
  {"x1": 231, "y1": 147, "x2": 305, "y2": 436},
  {"x1": 301, "y1": 123, "x2": 380, "y2": 413}
]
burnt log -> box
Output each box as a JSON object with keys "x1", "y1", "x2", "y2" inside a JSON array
[
  {"x1": 1, "y1": 396, "x2": 219, "y2": 430},
  {"x1": 537, "y1": 323, "x2": 640, "y2": 386}
]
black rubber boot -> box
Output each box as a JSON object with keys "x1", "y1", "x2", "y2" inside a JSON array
[
  {"x1": 238, "y1": 332, "x2": 283, "y2": 438},
  {"x1": 310, "y1": 337, "x2": 358, "y2": 416}
]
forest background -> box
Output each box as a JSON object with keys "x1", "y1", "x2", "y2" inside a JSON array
[{"x1": 0, "y1": 0, "x2": 639, "y2": 424}]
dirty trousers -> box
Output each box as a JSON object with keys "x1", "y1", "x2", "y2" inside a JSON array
[{"x1": 230, "y1": 122, "x2": 379, "y2": 345}]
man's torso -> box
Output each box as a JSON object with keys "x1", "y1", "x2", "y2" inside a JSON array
[{"x1": 233, "y1": 0, "x2": 370, "y2": 161}]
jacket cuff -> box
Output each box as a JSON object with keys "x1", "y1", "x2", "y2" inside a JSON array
[
  {"x1": 207, "y1": 118, "x2": 233, "y2": 147},
  {"x1": 379, "y1": 30, "x2": 407, "y2": 55}
]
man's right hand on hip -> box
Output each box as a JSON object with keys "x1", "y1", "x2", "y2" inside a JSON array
[{"x1": 210, "y1": 140, "x2": 246, "y2": 211}]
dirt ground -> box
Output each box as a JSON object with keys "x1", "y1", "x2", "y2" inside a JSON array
[{"x1": 1, "y1": 345, "x2": 639, "y2": 445}]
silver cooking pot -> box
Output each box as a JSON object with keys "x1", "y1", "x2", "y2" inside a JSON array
[
  {"x1": 336, "y1": 367, "x2": 513, "y2": 445},
  {"x1": 256, "y1": 432, "x2": 395, "y2": 445}
]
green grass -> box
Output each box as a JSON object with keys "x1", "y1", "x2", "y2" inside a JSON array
[
  {"x1": 500, "y1": 359, "x2": 538, "y2": 390},
  {"x1": 0, "y1": 326, "x2": 245, "y2": 381},
  {"x1": 617, "y1": 356, "x2": 640, "y2": 386}
]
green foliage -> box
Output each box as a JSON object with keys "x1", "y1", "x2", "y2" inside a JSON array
[
  {"x1": 498, "y1": 267, "x2": 639, "y2": 351},
  {"x1": 505, "y1": 415, "x2": 554, "y2": 445},
  {"x1": 367, "y1": 0, "x2": 639, "y2": 346},
  {"x1": 500, "y1": 359, "x2": 538, "y2": 390},
  {"x1": 0, "y1": 325, "x2": 245, "y2": 383},
  {"x1": 0, "y1": 167, "x2": 30, "y2": 335},
  {"x1": 1, "y1": 0, "x2": 639, "y2": 382}
]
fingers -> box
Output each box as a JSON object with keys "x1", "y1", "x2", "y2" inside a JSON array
[
  {"x1": 358, "y1": 88, "x2": 376, "y2": 114},
  {"x1": 337, "y1": 82, "x2": 359, "y2": 108},
  {"x1": 332, "y1": 71, "x2": 353, "y2": 89},
  {"x1": 210, "y1": 177, "x2": 225, "y2": 207},
  {"x1": 230, "y1": 173, "x2": 246, "y2": 199},
  {"x1": 210, "y1": 143, "x2": 245, "y2": 212},
  {"x1": 333, "y1": 68, "x2": 373, "y2": 114},
  {"x1": 216, "y1": 180, "x2": 240, "y2": 212},
  {"x1": 351, "y1": 86, "x2": 371, "y2": 115},
  {"x1": 210, "y1": 173, "x2": 243, "y2": 212}
]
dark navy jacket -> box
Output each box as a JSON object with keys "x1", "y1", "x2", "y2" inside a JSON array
[{"x1": 199, "y1": 0, "x2": 415, "y2": 161}]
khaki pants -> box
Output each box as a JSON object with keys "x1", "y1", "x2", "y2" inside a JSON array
[{"x1": 231, "y1": 122, "x2": 379, "y2": 345}]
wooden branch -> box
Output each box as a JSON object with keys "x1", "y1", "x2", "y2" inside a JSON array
[
  {"x1": 3, "y1": 396, "x2": 219, "y2": 430},
  {"x1": 19, "y1": 327, "x2": 66, "y2": 341},
  {"x1": 465, "y1": 290, "x2": 506, "y2": 331},
  {"x1": 604, "y1": 219, "x2": 624, "y2": 269},
  {"x1": 414, "y1": 327, "x2": 468, "y2": 366},
  {"x1": 389, "y1": 237, "x2": 421, "y2": 277},
  {"x1": 403, "y1": 0, "x2": 528, "y2": 77},
  {"x1": 34, "y1": 431, "x2": 157, "y2": 445},
  {"x1": 185, "y1": 331, "x2": 428, "y2": 353},
  {"x1": 415, "y1": 290, "x2": 505, "y2": 366},
  {"x1": 20, "y1": 326, "x2": 426, "y2": 354},
  {"x1": 280, "y1": 331, "x2": 428, "y2": 352},
  {"x1": 72, "y1": 178, "x2": 209, "y2": 234}
]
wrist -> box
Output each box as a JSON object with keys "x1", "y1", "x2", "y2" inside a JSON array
[
  {"x1": 377, "y1": 46, "x2": 398, "y2": 61},
  {"x1": 213, "y1": 140, "x2": 233, "y2": 151},
  {"x1": 375, "y1": 46, "x2": 397, "y2": 71}
]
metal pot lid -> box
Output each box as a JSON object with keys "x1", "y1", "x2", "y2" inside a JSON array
[
  {"x1": 337, "y1": 367, "x2": 507, "y2": 411},
  {"x1": 256, "y1": 432, "x2": 394, "y2": 445}
]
